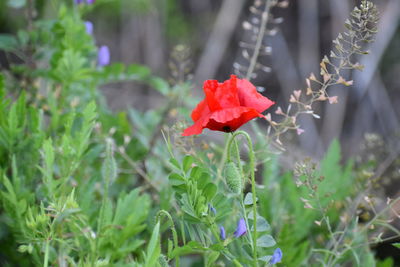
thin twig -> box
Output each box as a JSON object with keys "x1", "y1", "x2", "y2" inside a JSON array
[
  {"x1": 117, "y1": 149, "x2": 161, "y2": 192},
  {"x1": 246, "y1": 0, "x2": 272, "y2": 80}
]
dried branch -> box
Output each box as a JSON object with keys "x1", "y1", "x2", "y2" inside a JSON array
[{"x1": 266, "y1": 0, "x2": 379, "y2": 151}]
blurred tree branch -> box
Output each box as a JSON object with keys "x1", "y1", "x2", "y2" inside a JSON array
[{"x1": 194, "y1": 0, "x2": 246, "y2": 84}]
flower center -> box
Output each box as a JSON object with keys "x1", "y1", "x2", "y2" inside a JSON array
[{"x1": 222, "y1": 126, "x2": 232, "y2": 132}]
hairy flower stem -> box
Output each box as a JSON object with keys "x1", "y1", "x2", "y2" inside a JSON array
[
  {"x1": 217, "y1": 135, "x2": 231, "y2": 183},
  {"x1": 156, "y1": 210, "x2": 180, "y2": 267},
  {"x1": 227, "y1": 131, "x2": 258, "y2": 267},
  {"x1": 43, "y1": 237, "x2": 50, "y2": 267},
  {"x1": 232, "y1": 138, "x2": 253, "y2": 248},
  {"x1": 245, "y1": 0, "x2": 272, "y2": 80}
]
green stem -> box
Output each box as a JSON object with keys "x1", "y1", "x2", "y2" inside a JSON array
[
  {"x1": 231, "y1": 137, "x2": 254, "y2": 250},
  {"x1": 156, "y1": 210, "x2": 180, "y2": 267},
  {"x1": 94, "y1": 160, "x2": 111, "y2": 262},
  {"x1": 94, "y1": 175, "x2": 109, "y2": 263},
  {"x1": 240, "y1": 197, "x2": 253, "y2": 249},
  {"x1": 227, "y1": 131, "x2": 258, "y2": 267},
  {"x1": 43, "y1": 237, "x2": 50, "y2": 267},
  {"x1": 232, "y1": 137, "x2": 244, "y2": 181},
  {"x1": 209, "y1": 221, "x2": 221, "y2": 243},
  {"x1": 217, "y1": 134, "x2": 230, "y2": 183}
]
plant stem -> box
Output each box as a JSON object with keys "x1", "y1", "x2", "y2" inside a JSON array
[
  {"x1": 94, "y1": 141, "x2": 114, "y2": 263},
  {"x1": 232, "y1": 137, "x2": 256, "y2": 253},
  {"x1": 156, "y1": 210, "x2": 180, "y2": 267},
  {"x1": 227, "y1": 131, "x2": 258, "y2": 267},
  {"x1": 43, "y1": 237, "x2": 50, "y2": 267},
  {"x1": 246, "y1": 0, "x2": 272, "y2": 80},
  {"x1": 217, "y1": 134, "x2": 231, "y2": 183}
]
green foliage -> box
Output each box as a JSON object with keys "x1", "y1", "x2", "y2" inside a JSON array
[
  {"x1": 0, "y1": 0, "x2": 390, "y2": 266},
  {"x1": 169, "y1": 155, "x2": 227, "y2": 223},
  {"x1": 0, "y1": 2, "x2": 172, "y2": 265}
]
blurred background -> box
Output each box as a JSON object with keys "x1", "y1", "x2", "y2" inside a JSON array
[{"x1": 0, "y1": 0, "x2": 399, "y2": 159}]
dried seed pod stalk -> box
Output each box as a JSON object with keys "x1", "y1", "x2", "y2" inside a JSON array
[
  {"x1": 234, "y1": 0, "x2": 289, "y2": 80},
  {"x1": 168, "y1": 44, "x2": 193, "y2": 85},
  {"x1": 267, "y1": 0, "x2": 379, "y2": 149}
]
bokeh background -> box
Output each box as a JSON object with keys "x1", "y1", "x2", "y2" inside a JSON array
[{"x1": 0, "y1": 0, "x2": 399, "y2": 159}]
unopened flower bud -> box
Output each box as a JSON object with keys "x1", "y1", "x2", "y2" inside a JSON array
[
  {"x1": 328, "y1": 96, "x2": 338, "y2": 104},
  {"x1": 275, "y1": 106, "x2": 283, "y2": 115},
  {"x1": 293, "y1": 90, "x2": 301, "y2": 100},
  {"x1": 224, "y1": 162, "x2": 242, "y2": 194},
  {"x1": 98, "y1": 46, "x2": 110, "y2": 66},
  {"x1": 220, "y1": 226, "x2": 226, "y2": 240},
  {"x1": 84, "y1": 21, "x2": 93, "y2": 35},
  {"x1": 234, "y1": 218, "x2": 247, "y2": 237}
]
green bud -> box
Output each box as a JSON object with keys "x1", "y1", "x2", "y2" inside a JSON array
[
  {"x1": 18, "y1": 244, "x2": 33, "y2": 254},
  {"x1": 158, "y1": 255, "x2": 169, "y2": 267},
  {"x1": 224, "y1": 162, "x2": 242, "y2": 194},
  {"x1": 101, "y1": 139, "x2": 118, "y2": 182}
]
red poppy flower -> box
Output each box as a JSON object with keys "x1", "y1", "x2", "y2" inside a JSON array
[{"x1": 182, "y1": 75, "x2": 274, "y2": 136}]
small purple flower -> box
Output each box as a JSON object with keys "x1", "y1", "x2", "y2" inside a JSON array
[
  {"x1": 234, "y1": 218, "x2": 247, "y2": 237},
  {"x1": 269, "y1": 248, "x2": 282, "y2": 265},
  {"x1": 74, "y1": 0, "x2": 83, "y2": 4},
  {"x1": 84, "y1": 21, "x2": 93, "y2": 35},
  {"x1": 97, "y1": 45, "x2": 110, "y2": 66},
  {"x1": 219, "y1": 226, "x2": 226, "y2": 240},
  {"x1": 208, "y1": 204, "x2": 216, "y2": 215},
  {"x1": 86, "y1": 0, "x2": 95, "y2": 4}
]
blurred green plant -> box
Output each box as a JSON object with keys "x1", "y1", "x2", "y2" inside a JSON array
[{"x1": 0, "y1": 0, "x2": 397, "y2": 266}]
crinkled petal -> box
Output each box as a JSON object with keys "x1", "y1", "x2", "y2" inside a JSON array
[
  {"x1": 207, "y1": 106, "x2": 263, "y2": 132},
  {"x1": 237, "y1": 78, "x2": 275, "y2": 113},
  {"x1": 203, "y1": 80, "x2": 221, "y2": 111},
  {"x1": 181, "y1": 114, "x2": 211, "y2": 136},
  {"x1": 191, "y1": 99, "x2": 210, "y2": 122},
  {"x1": 203, "y1": 76, "x2": 240, "y2": 111}
]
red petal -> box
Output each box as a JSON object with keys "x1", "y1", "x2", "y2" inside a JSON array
[
  {"x1": 206, "y1": 106, "x2": 263, "y2": 132},
  {"x1": 191, "y1": 99, "x2": 210, "y2": 122},
  {"x1": 237, "y1": 78, "x2": 275, "y2": 113},
  {"x1": 182, "y1": 114, "x2": 211, "y2": 136},
  {"x1": 203, "y1": 80, "x2": 221, "y2": 111},
  {"x1": 203, "y1": 76, "x2": 240, "y2": 111}
]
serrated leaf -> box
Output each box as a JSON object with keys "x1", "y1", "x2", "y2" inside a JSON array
[{"x1": 53, "y1": 208, "x2": 81, "y2": 226}]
